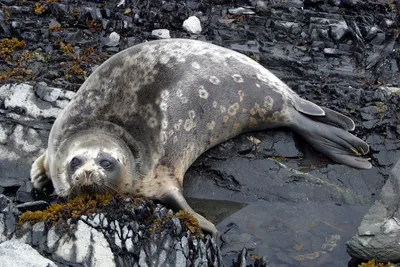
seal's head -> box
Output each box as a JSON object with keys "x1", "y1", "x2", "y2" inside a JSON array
[{"x1": 51, "y1": 131, "x2": 135, "y2": 197}]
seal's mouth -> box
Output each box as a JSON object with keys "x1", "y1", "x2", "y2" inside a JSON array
[{"x1": 68, "y1": 183, "x2": 117, "y2": 199}]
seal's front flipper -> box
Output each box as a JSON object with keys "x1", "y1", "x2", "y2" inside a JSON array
[
  {"x1": 161, "y1": 188, "x2": 218, "y2": 236},
  {"x1": 31, "y1": 151, "x2": 51, "y2": 190},
  {"x1": 291, "y1": 112, "x2": 372, "y2": 169}
]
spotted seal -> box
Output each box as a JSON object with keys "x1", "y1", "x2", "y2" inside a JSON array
[{"x1": 31, "y1": 38, "x2": 371, "y2": 235}]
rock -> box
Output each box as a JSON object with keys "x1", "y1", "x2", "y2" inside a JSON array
[
  {"x1": 346, "y1": 159, "x2": 400, "y2": 262},
  {"x1": 255, "y1": 1, "x2": 268, "y2": 12},
  {"x1": 323, "y1": 48, "x2": 348, "y2": 56},
  {"x1": 228, "y1": 7, "x2": 255, "y2": 15},
  {"x1": 48, "y1": 3, "x2": 68, "y2": 18},
  {"x1": 151, "y1": 29, "x2": 171, "y2": 39},
  {"x1": 329, "y1": 20, "x2": 348, "y2": 41},
  {"x1": 0, "y1": 197, "x2": 224, "y2": 266},
  {"x1": 117, "y1": 0, "x2": 125, "y2": 7},
  {"x1": 0, "y1": 239, "x2": 57, "y2": 267},
  {"x1": 0, "y1": 195, "x2": 19, "y2": 242},
  {"x1": 54, "y1": 220, "x2": 116, "y2": 266},
  {"x1": 182, "y1": 16, "x2": 202, "y2": 35},
  {"x1": 365, "y1": 26, "x2": 381, "y2": 41},
  {"x1": 15, "y1": 181, "x2": 34, "y2": 203},
  {"x1": 105, "y1": 31, "x2": 120, "y2": 47},
  {"x1": 16, "y1": 201, "x2": 49, "y2": 212}
]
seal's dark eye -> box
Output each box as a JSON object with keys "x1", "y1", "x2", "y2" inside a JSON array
[
  {"x1": 100, "y1": 159, "x2": 113, "y2": 170},
  {"x1": 70, "y1": 157, "x2": 81, "y2": 170}
]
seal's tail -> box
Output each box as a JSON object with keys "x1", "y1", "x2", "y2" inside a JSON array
[{"x1": 290, "y1": 103, "x2": 371, "y2": 169}]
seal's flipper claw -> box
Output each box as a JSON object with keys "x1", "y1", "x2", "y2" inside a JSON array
[
  {"x1": 161, "y1": 188, "x2": 219, "y2": 236},
  {"x1": 293, "y1": 96, "x2": 325, "y2": 116},
  {"x1": 31, "y1": 151, "x2": 51, "y2": 190},
  {"x1": 291, "y1": 113, "x2": 371, "y2": 169},
  {"x1": 309, "y1": 107, "x2": 356, "y2": 131}
]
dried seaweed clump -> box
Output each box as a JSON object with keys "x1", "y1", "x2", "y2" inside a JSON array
[
  {"x1": 174, "y1": 210, "x2": 202, "y2": 236},
  {"x1": 19, "y1": 194, "x2": 113, "y2": 227},
  {"x1": 0, "y1": 38, "x2": 26, "y2": 59},
  {"x1": 359, "y1": 259, "x2": 396, "y2": 267},
  {"x1": 34, "y1": 3, "x2": 46, "y2": 15},
  {"x1": 147, "y1": 209, "x2": 202, "y2": 236}
]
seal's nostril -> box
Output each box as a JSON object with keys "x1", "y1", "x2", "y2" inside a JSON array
[{"x1": 85, "y1": 170, "x2": 92, "y2": 176}]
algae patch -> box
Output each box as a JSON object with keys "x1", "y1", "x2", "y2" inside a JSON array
[
  {"x1": 359, "y1": 259, "x2": 396, "y2": 267},
  {"x1": 18, "y1": 193, "x2": 113, "y2": 227}
]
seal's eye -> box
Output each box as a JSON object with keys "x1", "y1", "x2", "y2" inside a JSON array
[
  {"x1": 70, "y1": 157, "x2": 81, "y2": 170},
  {"x1": 100, "y1": 159, "x2": 113, "y2": 170}
]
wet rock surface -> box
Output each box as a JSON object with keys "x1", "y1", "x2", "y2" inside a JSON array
[
  {"x1": 0, "y1": 0, "x2": 399, "y2": 266},
  {"x1": 346, "y1": 159, "x2": 400, "y2": 263}
]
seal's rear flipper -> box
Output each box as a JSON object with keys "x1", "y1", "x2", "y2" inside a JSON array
[
  {"x1": 291, "y1": 112, "x2": 372, "y2": 169},
  {"x1": 161, "y1": 188, "x2": 218, "y2": 236},
  {"x1": 310, "y1": 107, "x2": 356, "y2": 131},
  {"x1": 293, "y1": 96, "x2": 355, "y2": 131},
  {"x1": 293, "y1": 96, "x2": 325, "y2": 116}
]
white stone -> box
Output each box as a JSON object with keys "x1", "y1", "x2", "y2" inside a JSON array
[
  {"x1": 11, "y1": 125, "x2": 42, "y2": 153},
  {"x1": 106, "y1": 32, "x2": 120, "y2": 47},
  {"x1": 383, "y1": 218, "x2": 400, "y2": 234},
  {"x1": 55, "y1": 220, "x2": 116, "y2": 267},
  {"x1": 89, "y1": 214, "x2": 101, "y2": 227},
  {"x1": 0, "y1": 239, "x2": 57, "y2": 267},
  {"x1": 182, "y1": 16, "x2": 202, "y2": 34},
  {"x1": 1, "y1": 84, "x2": 62, "y2": 119},
  {"x1": 125, "y1": 238, "x2": 134, "y2": 252},
  {"x1": 151, "y1": 29, "x2": 171, "y2": 39},
  {"x1": 47, "y1": 227, "x2": 60, "y2": 252}
]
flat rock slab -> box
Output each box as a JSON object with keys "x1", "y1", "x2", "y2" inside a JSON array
[
  {"x1": 217, "y1": 201, "x2": 370, "y2": 267},
  {"x1": 0, "y1": 239, "x2": 57, "y2": 267},
  {"x1": 0, "y1": 83, "x2": 73, "y2": 191}
]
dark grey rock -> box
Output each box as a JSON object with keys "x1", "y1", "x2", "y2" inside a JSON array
[
  {"x1": 31, "y1": 221, "x2": 46, "y2": 247},
  {"x1": 365, "y1": 26, "x2": 381, "y2": 41},
  {"x1": 370, "y1": 32, "x2": 386, "y2": 46},
  {"x1": 346, "y1": 159, "x2": 400, "y2": 262},
  {"x1": 255, "y1": 1, "x2": 268, "y2": 12},
  {"x1": 329, "y1": 20, "x2": 348, "y2": 41},
  {"x1": 48, "y1": 3, "x2": 68, "y2": 18},
  {"x1": 15, "y1": 181, "x2": 34, "y2": 203},
  {"x1": 323, "y1": 48, "x2": 348, "y2": 56},
  {"x1": 16, "y1": 200, "x2": 48, "y2": 213},
  {"x1": 0, "y1": 195, "x2": 19, "y2": 242}
]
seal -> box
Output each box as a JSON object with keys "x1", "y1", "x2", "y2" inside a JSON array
[{"x1": 31, "y1": 38, "x2": 371, "y2": 235}]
